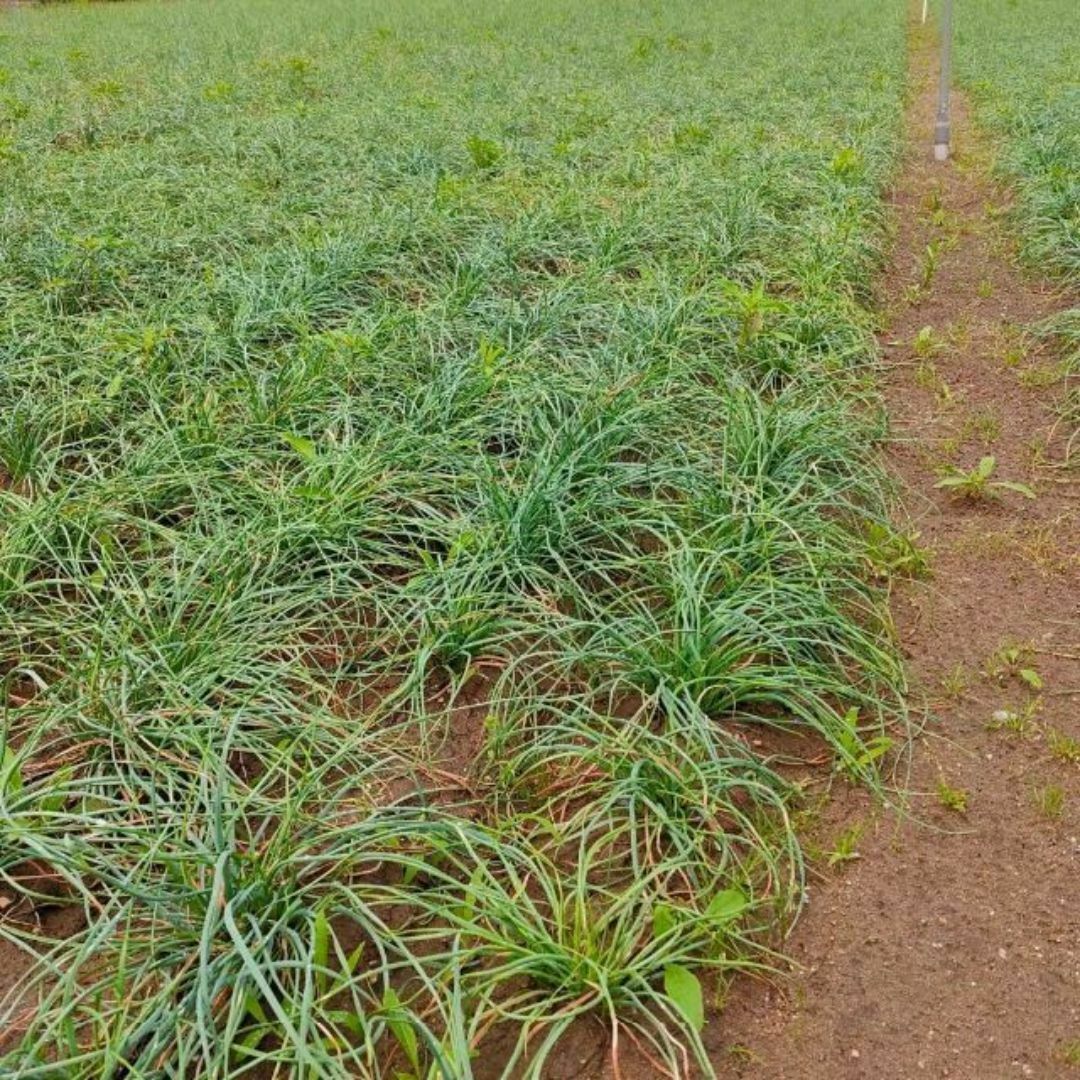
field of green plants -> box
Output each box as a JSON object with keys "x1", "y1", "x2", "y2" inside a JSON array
[
  {"x1": 958, "y1": 0, "x2": 1078, "y2": 283},
  {"x1": 957, "y1": 0, "x2": 1079, "y2": 447},
  {"x1": 0, "y1": 0, "x2": 910, "y2": 1075}
]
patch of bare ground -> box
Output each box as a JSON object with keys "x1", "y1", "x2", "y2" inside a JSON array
[{"x1": 710, "y1": 15, "x2": 1080, "y2": 1080}]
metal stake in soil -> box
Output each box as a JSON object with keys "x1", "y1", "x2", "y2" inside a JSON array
[{"x1": 934, "y1": 0, "x2": 953, "y2": 160}]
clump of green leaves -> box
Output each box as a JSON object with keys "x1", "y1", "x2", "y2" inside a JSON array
[
  {"x1": 864, "y1": 523, "x2": 930, "y2": 580},
  {"x1": 934, "y1": 456, "x2": 1036, "y2": 501},
  {"x1": 983, "y1": 642, "x2": 1042, "y2": 688}
]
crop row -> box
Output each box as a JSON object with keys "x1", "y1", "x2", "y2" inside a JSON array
[{"x1": 0, "y1": 1, "x2": 906, "y2": 1075}]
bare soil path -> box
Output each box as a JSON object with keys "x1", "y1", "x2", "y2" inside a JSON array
[{"x1": 712, "y1": 16, "x2": 1080, "y2": 1080}]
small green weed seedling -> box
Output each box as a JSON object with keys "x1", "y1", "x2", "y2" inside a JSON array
[
  {"x1": 1032, "y1": 784, "x2": 1065, "y2": 820},
  {"x1": 1019, "y1": 668, "x2": 1044, "y2": 691},
  {"x1": 945, "y1": 319, "x2": 973, "y2": 348},
  {"x1": 1000, "y1": 328, "x2": 1029, "y2": 369},
  {"x1": 914, "y1": 361, "x2": 955, "y2": 405},
  {"x1": 939, "y1": 663, "x2": 970, "y2": 701},
  {"x1": 913, "y1": 360, "x2": 939, "y2": 391},
  {"x1": 919, "y1": 240, "x2": 941, "y2": 290},
  {"x1": 1057, "y1": 1038, "x2": 1080, "y2": 1067},
  {"x1": 936, "y1": 435, "x2": 961, "y2": 459},
  {"x1": 983, "y1": 642, "x2": 1040, "y2": 686},
  {"x1": 717, "y1": 278, "x2": 789, "y2": 349},
  {"x1": 1047, "y1": 728, "x2": 1080, "y2": 764},
  {"x1": 1017, "y1": 361, "x2": 1066, "y2": 390},
  {"x1": 936, "y1": 779, "x2": 969, "y2": 814},
  {"x1": 727, "y1": 1044, "x2": 764, "y2": 1065},
  {"x1": 835, "y1": 707, "x2": 893, "y2": 780},
  {"x1": 864, "y1": 523, "x2": 930, "y2": 580},
  {"x1": 827, "y1": 822, "x2": 864, "y2": 866},
  {"x1": 913, "y1": 325, "x2": 943, "y2": 359},
  {"x1": 987, "y1": 699, "x2": 1041, "y2": 736},
  {"x1": 959, "y1": 408, "x2": 1002, "y2": 446},
  {"x1": 934, "y1": 456, "x2": 1035, "y2": 501}
]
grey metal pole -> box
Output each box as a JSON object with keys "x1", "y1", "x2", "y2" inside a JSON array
[{"x1": 934, "y1": 0, "x2": 953, "y2": 160}]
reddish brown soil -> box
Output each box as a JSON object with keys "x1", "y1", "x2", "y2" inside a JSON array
[
  {"x1": 709, "y1": 18, "x2": 1080, "y2": 1080},
  {"x1": 0, "y1": 901, "x2": 83, "y2": 1054}
]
